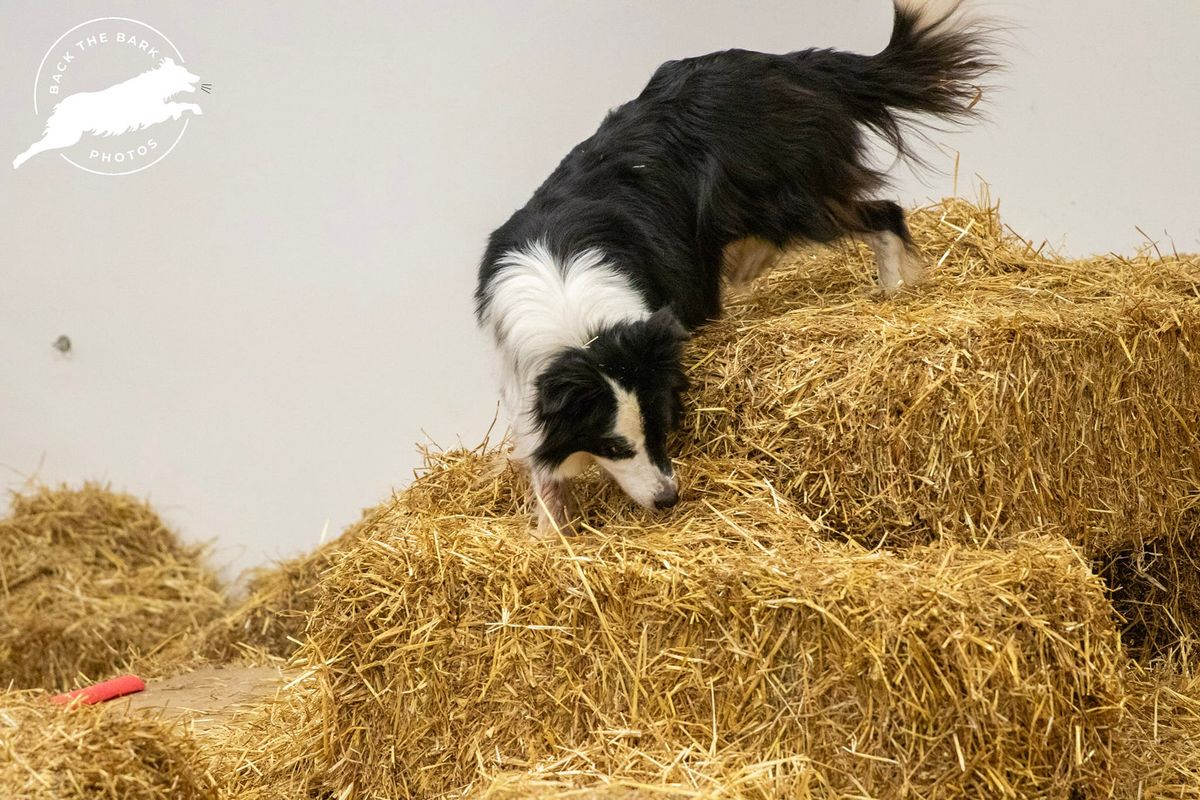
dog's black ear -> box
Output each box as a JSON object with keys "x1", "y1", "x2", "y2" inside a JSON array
[
  {"x1": 647, "y1": 306, "x2": 689, "y2": 342},
  {"x1": 534, "y1": 348, "x2": 607, "y2": 421},
  {"x1": 640, "y1": 308, "x2": 690, "y2": 394},
  {"x1": 643, "y1": 308, "x2": 688, "y2": 370}
]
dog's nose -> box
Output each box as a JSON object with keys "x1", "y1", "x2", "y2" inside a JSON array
[{"x1": 653, "y1": 487, "x2": 679, "y2": 510}]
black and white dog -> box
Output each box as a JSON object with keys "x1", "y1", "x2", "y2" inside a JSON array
[{"x1": 477, "y1": 0, "x2": 997, "y2": 533}]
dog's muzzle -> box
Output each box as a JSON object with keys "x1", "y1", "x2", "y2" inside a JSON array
[{"x1": 652, "y1": 476, "x2": 679, "y2": 510}]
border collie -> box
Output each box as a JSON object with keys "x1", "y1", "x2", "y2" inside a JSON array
[{"x1": 476, "y1": 0, "x2": 998, "y2": 534}]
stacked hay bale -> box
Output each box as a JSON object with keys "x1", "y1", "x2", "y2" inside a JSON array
[
  {"x1": 0, "y1": 484, "x2": 227, "y2": 691},
  {"x1": 684, "y1": 196, "x2": 1200, "y2": 658},
  {"x1": 276, "y1": 503, "x2": 1126, "y2": 798},
  {"x1": 0, "y1": 689, "x2": 215, "y2": 800},
  {"x1": 0, "y1": 483, "x2": 367, "y2": 800},
  {"x1": 212, "y1": 198, "x2": 1200, "y2": 799},
  {"x1": 1117, "y1": 669, "x2": 1200, "y2": 797}
]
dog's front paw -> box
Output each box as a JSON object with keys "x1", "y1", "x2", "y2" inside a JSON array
[
  {"x1": 531, "y1": 474, "x2": 577, "y2": 540},
  {"x1": 534, "y1": 513, "x2": 575, "y2": 540}
]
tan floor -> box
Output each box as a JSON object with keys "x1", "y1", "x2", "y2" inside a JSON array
[{"x1": 113, "y1": 665, "x2": 291, "y2": 729}]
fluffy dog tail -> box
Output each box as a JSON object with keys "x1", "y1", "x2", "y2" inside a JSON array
[{"x1": 849, "y1": 0, "x2": 1001, "y2": 161}]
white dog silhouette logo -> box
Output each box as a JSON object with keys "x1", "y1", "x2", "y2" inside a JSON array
[
  {"x1": 14, "y1": 58, "x2": 201, "y2": 170},
  {"x1": 17, "y1": 18, "x2": 204, "y2": 175}
]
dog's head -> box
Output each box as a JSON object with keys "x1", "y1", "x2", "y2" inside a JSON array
[
  {"x1": 532, "y1": 307, "x2": 689, "y2": 510},
  {"x1": 156, "y1": 57, "x2": 200, "y2": 94}
]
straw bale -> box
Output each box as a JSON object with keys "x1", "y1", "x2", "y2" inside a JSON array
[
  {"x1": 279, "y1": 474, "x2": 1125, "y2": 799},
  {"x1": 0, "y1": 484, "x2": 226, "y2": 691},
  {"x1": 1116, "y1": 669, "x2": 1200, "y2": 799},
  {"x1": 685, "y1": 195, "x2": 1200, "y2": 559},
  {"x1": 478, "y1": 673, "x2": 1200, "y2": 800},
  {"x1": 0, "y1": 688, "x2": 215, "y2": 800}
]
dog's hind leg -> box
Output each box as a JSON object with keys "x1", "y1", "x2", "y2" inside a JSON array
[
  {"x1": 721, "y1": 236, "x2": 784, "y2": 288},
  {"x1": 13, "y1": 147, "x2": 38, "y2": 170},
  {"x1": 12, "y1": 126, "x2": 84, "y2": 169},
  {"x1": 850, "y1": 200, "x2": 926, "y2": 294}
]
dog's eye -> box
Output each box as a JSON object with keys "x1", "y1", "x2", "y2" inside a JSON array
[{"x1": 594, "y1": 438, "x2": 635, "y2": 460}]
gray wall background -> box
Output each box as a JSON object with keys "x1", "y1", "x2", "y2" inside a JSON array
[{"x1": 3, "y1": 1, "x2": 1198, "y2": 575}]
